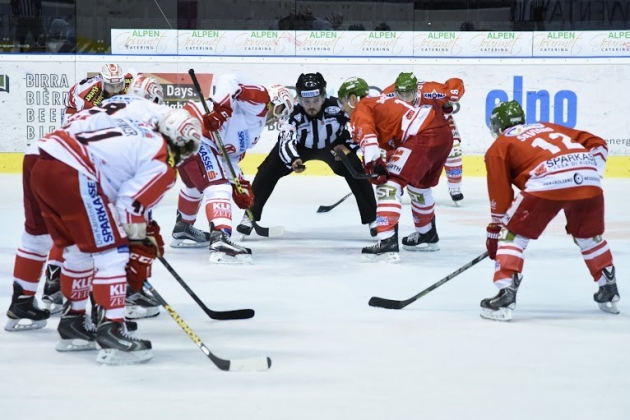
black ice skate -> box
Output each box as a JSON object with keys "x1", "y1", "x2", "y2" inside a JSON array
[
  {"x1": 236, "y1": 213, "x2": 253, "y2": 237},
  {"x1": 170, "y1": 212, "x2": 211, "y2": 248},
  {"x1": 56, "y1": 301, "x2": 97, "y2": 351},
  {"x1": 125, "y1": 287, "x2": 160, "y2": 319},
  {"x1": 480, "y1": 273, "x2": 523, "y2": 322},
  {"x1": 42, "y1": 264, "x2": 63, "y2": 315},
  {"x1": 96, "y1": 320, "x2": 153, "y2": 365},
  {"x1": 402, "y1": 217, "x2": 439, "y2": 252},
  {"x1": 209, "y1": 229, "x2": 253, "y2": 264},
  {"x1": 90, "y1": 296, "x2": 138, "y2": 332},
  {"x1": 594, "y1": 266, "x2": 620, "y2": 315},
  {"x1": 361, "y1": 229, "x2": 400, "y2": 263},
  {"x1": 5, "y1": 282, "x2": 50, "y2": 332},
  {"x1": 368, "y1": 220, "x2": 377, "y2": 237},
  {"x1": 449, "y1": 187, "x2": 464, "y2": 206}
]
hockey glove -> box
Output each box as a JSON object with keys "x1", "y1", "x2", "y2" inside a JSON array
[
  {"x1": 127, "y1": 241, "x2": 157, "y2": 292},
  {"x1": 486, "y1": 223, "x2": 502, "y2": 260},
  {"x1": 361, "y1": 137, "x2": 389, "y2": 185},
  {"x1": 232, "y1": 177, "x2": 254, "y2": 209},
  {"x1": 202, "y1": 101, "x2": 232, "y2": 132},
  {"x1": 145, "y1": 220, "x2": 164, "y2": 257}
]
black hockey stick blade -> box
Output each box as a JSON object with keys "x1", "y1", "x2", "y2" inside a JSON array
[
  {"x1": 333, "y1": 145, "x2": 379, "y2": 180},
  {"x1": 145, "y1": 281, "x2": 271, "y2": 372},
  {"x1": 369, "y1": 251, "x2": 489, "y2": 310},
  {"x1": 157, "y1": 256, "x2": 255, "y2": 320},
  {"x1": 317, "y1": 192, "x2": 353, "y2": 213}
]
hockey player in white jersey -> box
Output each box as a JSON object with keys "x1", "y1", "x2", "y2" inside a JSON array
[
  {"x1": 27, "y1": 107, "x2": 200, "y2": 365},
  {"x1": 172, "y1": 73, "x2": 294, "y2": 264}
]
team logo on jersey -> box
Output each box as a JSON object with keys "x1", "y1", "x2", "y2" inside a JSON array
[
  {"x1": 504, "y1": 125, "x2": 527, "y2": 136},
  {"x1": 199, "y1": 145, "x2": 214, "y2": 171},
  {"x1": 237, "y1": 131, "x2": 249, "y2": 152},
  {"x1": 224, "y1": 144, "x2": 237, "y2": 154},
  {"x1": 325, "y1": 106, "x2": 341, "y2": 115},
  {"x1": 574, "y1": 173, "x2": 584, "y2": 184},
  {"x1": 83, "y1": 85, "x2": 102, "y2": 103},
  {"x1": 80, "y1": 175, "x2": 115, "y2": 247},
  {"x1": 387, "y1": 148, "x2": 410, "y2": 175},
  {"x1": 423, "y1": 89, "x2": 446, "y2": 100}
]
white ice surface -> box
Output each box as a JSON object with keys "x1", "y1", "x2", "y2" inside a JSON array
[{"x1": 1, "y1": 174, "x2": 629, "y2": 420}]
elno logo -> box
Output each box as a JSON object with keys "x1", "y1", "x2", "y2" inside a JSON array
[{"x1": 0, "y1": 75, "x2": 9, "y2": 93}]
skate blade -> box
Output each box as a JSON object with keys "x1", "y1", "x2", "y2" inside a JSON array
[
  {"x1": 480, "y1": 307, "x2": 513, "y2": 322},
  {"x1": 4, "y1": 318, "x2": 47, "y2": 332},
  {"x1": 402, "y1": 243, "x2": 439, "y2": 252},
  {"x1": 361, "y1": 252, "x2": 400, "y2": 264},
  {"x1": 598, "y1": 301, "x2": 620, "y2": 315},
  {"x1": 125, "y1": 305, "x2": 160, "y2": 320},
  {"x1": 453, "y1": 201, "x2": 461, "y2": 207},
  {"x1": 209, "y1": 252, "x2": 253, "y2": 264},
  {"x1": 96, "y1": 348, "x2": 153, "y2": 366},
  {"x1": 170, "y1": 239, "x2": 209, "y2": 248},
  {"x1": 55, "y1": 338, "x2": 97, "y2": 352}
]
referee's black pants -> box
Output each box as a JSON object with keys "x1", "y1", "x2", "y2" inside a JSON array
[{"x1": 249, "y1": 143, "x2": 377, "y2": 225}]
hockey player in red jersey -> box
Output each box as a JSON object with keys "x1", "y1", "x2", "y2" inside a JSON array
[
  {"x1": 5, "y1": 76, "x2": 167, "y2": 332},
  {"x1": 63, "y1": 63, "x2": 133, "y2": 123},
  {"x1": 384, "y1": 72, "x2": 466, "y2": 205},
  {"x1": 172, "y1": 74, "x2": 294, "y2": 264},
  {"x1": 481, "y1": 100, "x2": 619, "y2": 321},
  {"x1": 28, "y1": 108, "x2": 200, "y2": 364},
  {"x1": 337, "y1": 76, "x2": 453, "y2": 262}
]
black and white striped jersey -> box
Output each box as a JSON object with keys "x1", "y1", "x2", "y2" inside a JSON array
[{"x1": 278, "y1": 97, "x2": 355, "y2": 168}]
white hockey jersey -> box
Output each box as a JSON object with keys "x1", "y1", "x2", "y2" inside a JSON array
[
  {"x1": 183, "y1": 74, "x2": 270, "y2": 178},
  {"x1": 38, "y1": 114, "x2": 177, "y2": 225}
]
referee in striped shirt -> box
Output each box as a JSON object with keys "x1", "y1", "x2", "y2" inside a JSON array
[{"x1": 239, "y1": 72, "x2": 377, "y2": 236}]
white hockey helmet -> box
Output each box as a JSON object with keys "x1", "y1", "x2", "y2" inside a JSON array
[
  {"x1": 267, "y1": 84, "x2": 295, "y2": 123},
  {"x1": 157, "y1": 109, "x2": 201, "y2": 162},
  {"x1": 101, "y1": 63, "x2": 125, "y2": 95},
  {"x1": 127, "y1": 74, "x2": 164, "y2": 104}
]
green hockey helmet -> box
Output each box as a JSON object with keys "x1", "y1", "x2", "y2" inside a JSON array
[
  {"x1": 489, "y1": 100, "x2": 526, "y2": 138},
  {"x1": 337, "y1": 76, "x2": 369, "y2": 100},
  {"x1": 394, "y1": 72, "x2": 418, "y2": 103}
]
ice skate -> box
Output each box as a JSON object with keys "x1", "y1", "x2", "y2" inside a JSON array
[
  {"x1": 368, "y1": 220, "x2": 377, "y2": 237},
  {"x1": 125, "y1": 287, "x2": 160, "y2": 319},
  {"x1": 4, "y1": 283, "x2": 50, "y2": 332},
  {"x1": 402, "y1": 217, "x2": 439, "y2": 252},
  {"x1": 170, "y1": 213, "x2": 211, "y2": 248},
  {"x1": 480, "y1": 273, "x2": 522, "y2": 322},
  {"x1": 209, "y1": 229, "x2": 253, "y2": 264},
  {"x1": 90, "y1": 298, "x2": 138, "y2": 332},
  {"x1": 362, "y1": 229, "x2": 400, "y2": 263},
  {"x1": 236, "y1": 213, "x2": 253, "y2": 239},
  {"x1": 41, "y1": 264, "x2": 63, "y2": 314},
  {"x1": 594, "y1": 266, "x2": 620, "y2": 315},
  {"x1": 56, "y1": 301, "x2": 97, "y2": 351},
  {"x1": 96, "y1": 320, "x2": 153, "y2": 365},
  {"x1": 449, "y1": 187, "x2": 464, "y2": 206}
]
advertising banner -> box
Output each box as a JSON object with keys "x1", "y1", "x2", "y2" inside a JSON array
[
  {"x1": 111, "y1": 29, "x2": 179, "y2": 55},
  {"x1": 533, "y1": 30, "x2": 630, "y2": 57},
  {"x1": 1, "y1": 56, "x2": 629, "y2": 157}
]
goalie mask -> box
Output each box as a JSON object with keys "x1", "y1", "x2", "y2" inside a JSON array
[
  {"x1": 157, "y1": 109, "x2": 201, "y2": 163},
  {"x1": 127, "y1": 75, "x2": 164, "y2": 105},
  {"x1": 266, "y1": 84, "x2": 295, "y2": 124},
  {"x1": 101, "y1": 63, "x2": 125, "y2": 95}
]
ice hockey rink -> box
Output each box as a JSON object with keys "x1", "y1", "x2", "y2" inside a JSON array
[{"x1": 1, "y1": 173, "x2": 628, "y2": 420}]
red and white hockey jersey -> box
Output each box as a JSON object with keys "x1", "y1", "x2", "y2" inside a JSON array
[
  {"x1": 183, "y1": 74, "x2": 270, "y2": 177},
  {"x1": 485, "y1": 122, "x2": 608, "y2": 221},
  {"x1": 63, "y1": 73, "x2": 134, "y2": 124},
  {"x1": 38, "y1": 112, "x2": 176, "y2": 225}
]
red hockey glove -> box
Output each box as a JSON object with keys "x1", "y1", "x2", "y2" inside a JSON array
[
  {"x1": 232, "y1": 178, "x2": 254, "y2": 209},
  {"x1": 126, "y1": 241, "x2": 157, "y2": 292},
  {"x1": 364, "y1": 158, "x2": 390, "y2": 185},
  {"x1": 486, "y1": 223, "x2": 502, "y2": 260},
  {"x1": 202, "y1": 102, "x2": 232, "y2": 132},
  {"x1": 146, "y1": 220, "x2": 164, "y2": 257}
]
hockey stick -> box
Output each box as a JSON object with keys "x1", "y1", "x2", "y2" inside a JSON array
[
  {"x1": 368, "y1": 251, "x2": 489, "y2": 310},
  {"x1": 157, "y1": 255, "x2": 255, "y2": 320},
  {"x1": 317, "y1": 192, "x2": 353, "y2": 213},
  {"x1": 188, "y1": 68, "x2": 285, "y2": 238},
  {"x1": 144, "y1": 280, "x2": 271, "y2": 371},
  {"x1": 332, "y1": 145, "x2": 378, "y2": 180}
]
